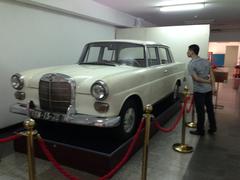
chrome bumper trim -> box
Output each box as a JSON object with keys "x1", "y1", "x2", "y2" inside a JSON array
[
  {"x1": 10, "y1": 103, "x2": 120, "y2": 127},
  {"x1": 10, "y1": 103, "x2": 28, "y2": 115}
]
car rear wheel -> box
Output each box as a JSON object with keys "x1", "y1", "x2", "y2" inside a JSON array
[{"x1": 173, "y1": 82, "x2": 180, "y2": 100}]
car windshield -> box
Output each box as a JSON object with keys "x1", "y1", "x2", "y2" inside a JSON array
[{"x1": 79, "y1": 42, "x2": 146, "y2": 67}]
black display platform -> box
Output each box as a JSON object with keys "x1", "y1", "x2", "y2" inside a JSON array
[
  {"x1": 14, "y1": 97, "x2": 180, "y2": 176},
  {"x1": 0, "y1": 122, "x2": 22, "y2": 137}
]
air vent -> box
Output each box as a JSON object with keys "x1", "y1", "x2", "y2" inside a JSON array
[{"x1": 184, "y1": 19, "x2": 215, "y2": 25}]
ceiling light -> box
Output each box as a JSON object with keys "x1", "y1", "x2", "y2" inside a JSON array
[
  {"x1": 159, "y1": 3, "x2": 205, "y2": 12},
  {"x1": 157, "y1": 0, "x2": 205, "y2": 6}
]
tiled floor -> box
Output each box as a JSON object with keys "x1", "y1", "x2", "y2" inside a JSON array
[
  {"x1": 183, "y1": 80, "x2": 240, "y2": 180},
  {"x1": 0, "y1": 79, "x2": 239, "y2": 180}
]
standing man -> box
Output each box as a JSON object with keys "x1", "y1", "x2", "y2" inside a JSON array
[{"x1": 187, "y1": 44, "x2": 217, "y2": 136}]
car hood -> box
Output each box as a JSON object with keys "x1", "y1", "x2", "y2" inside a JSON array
[{"x1": 21, "y1": 64, "x2": 138, "y2": 93}]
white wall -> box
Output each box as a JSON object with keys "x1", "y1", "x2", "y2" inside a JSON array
[
  {"x1": 16, "y1": 0, "x2": 154, "y2": 27},
  {"x1": 116, "y1": 25, "x2": 210, "y2": 62},
  {"x1": 0, "y1": 0, "x2": 116, "y2": 128}
]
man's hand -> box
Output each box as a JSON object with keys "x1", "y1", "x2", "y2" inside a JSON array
[{"x1": 192, "y1": 73, "x2": 211, "y2": 84}]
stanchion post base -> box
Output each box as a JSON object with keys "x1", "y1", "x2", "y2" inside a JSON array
[
  {"x1": 172, "y1": 143, "x2": 193, "y2": 153},
  {"x1": 214, "y1": 104, "x2": 224, "y2": 109},
  {"x1": 186, "y1": 122, "x2": 197, "y2": 128}
]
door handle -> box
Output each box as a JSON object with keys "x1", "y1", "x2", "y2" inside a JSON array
[{"x1": 164, "y1": 69, "x2": 168, "y2": 73}]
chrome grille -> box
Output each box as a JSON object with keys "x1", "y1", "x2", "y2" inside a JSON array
[{"x1": 39, "y1": 73, "x2": 74, "y2": 113}]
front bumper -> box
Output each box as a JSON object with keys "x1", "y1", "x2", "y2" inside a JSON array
[{"x1": 10, "y1": 103, "x2": 120, "y2": 127}]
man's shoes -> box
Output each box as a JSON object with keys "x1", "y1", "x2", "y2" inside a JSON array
[
  {"x1": 208, "y1": 129, "x2": 216, "y2": 135},
  {"x1": 190, "y1": 130, "x2": 205, "y2": 136}
]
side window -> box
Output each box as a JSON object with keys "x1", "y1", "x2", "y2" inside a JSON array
[
  {"x1": 158, "y1": 47, "x2": 171, "y2": 64},
  {"x1": 147, "y1": 47, "x2": 160, "y2": 66}
]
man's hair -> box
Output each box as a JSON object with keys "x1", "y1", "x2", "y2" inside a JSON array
[{"x1": 188, "y1": 44, "x2": 200, "y2": 55}]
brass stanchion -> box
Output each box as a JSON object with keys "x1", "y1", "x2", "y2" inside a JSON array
[
  {"x1": 173, "y1": 86, "x2": 193, "y2": 153},
  {"x1": 141, "y1": 104, "x2": 152, "y2": 180},
  {"x1": 186, "y1": 98, "x2": 197, "y2": 128},
  {"x1": 214, "y1": 82, "x2": 224, "y2": 109},
  {"x1": 23, "y1": 119, "x2": 37, "y2": 180}
]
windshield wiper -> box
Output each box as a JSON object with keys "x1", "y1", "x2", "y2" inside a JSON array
[{"x1": 79, "y1": 62, "x2": 116, "y2": 66}]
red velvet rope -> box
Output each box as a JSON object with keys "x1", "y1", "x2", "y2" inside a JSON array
[
  {"x1": 154, "y1": 104, "x2": 183, "y2": 132},
  {"x1": 186, "y1": 96, "x2": 194, "y2": 113},
  {"x1": 98, "y1": 118, "x2": 145, "y2": 180},
  {"x1": 37, "y1": 137, "x2": 81, "y2": 180},
  {"x1": 0, "y1": 134, "x2": 21, "y2": 143},
  {"x1": 154, "y1": 96, "x2": 190, "y2": 133}
]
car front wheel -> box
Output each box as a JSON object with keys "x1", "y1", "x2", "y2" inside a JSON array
[{"x1": 114, "y1": 99, "x2": 141, "y2": 141}]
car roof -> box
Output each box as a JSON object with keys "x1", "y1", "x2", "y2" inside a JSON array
[{"x1": 90, "y1": 39, "x2": 168, "y2": 47}]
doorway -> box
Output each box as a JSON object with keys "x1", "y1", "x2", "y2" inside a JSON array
[{"x1": 225, "y1": 46, "x2": 239, "y2": 77}]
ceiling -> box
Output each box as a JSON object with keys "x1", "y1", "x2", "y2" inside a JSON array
[{"x1": 94, "y1": 0, "x2": 240, "y2": 32}]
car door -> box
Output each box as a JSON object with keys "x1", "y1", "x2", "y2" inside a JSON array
[
  {"x1": 145, "y1": 45, "x2": 169, "y2": 104},
  {"x1": 158, "y1": 46, "x2": 177, "y2": 97}
]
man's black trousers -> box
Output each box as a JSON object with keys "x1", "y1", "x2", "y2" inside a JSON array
[{"x1": 193, "y1": 91, "x2": 217, "y2": 133}]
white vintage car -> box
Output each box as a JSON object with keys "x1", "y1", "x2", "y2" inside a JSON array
[{"x1": 10, "y1": 40, "x2": 185, "y2": 139}]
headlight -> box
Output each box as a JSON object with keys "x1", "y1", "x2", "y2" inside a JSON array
[
  {"x1": 91, "y1": 80, "x2": 109, "y2": 100},
  {"x1": 11, "y1": 73, "x2": 24, "y2": 90}
]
